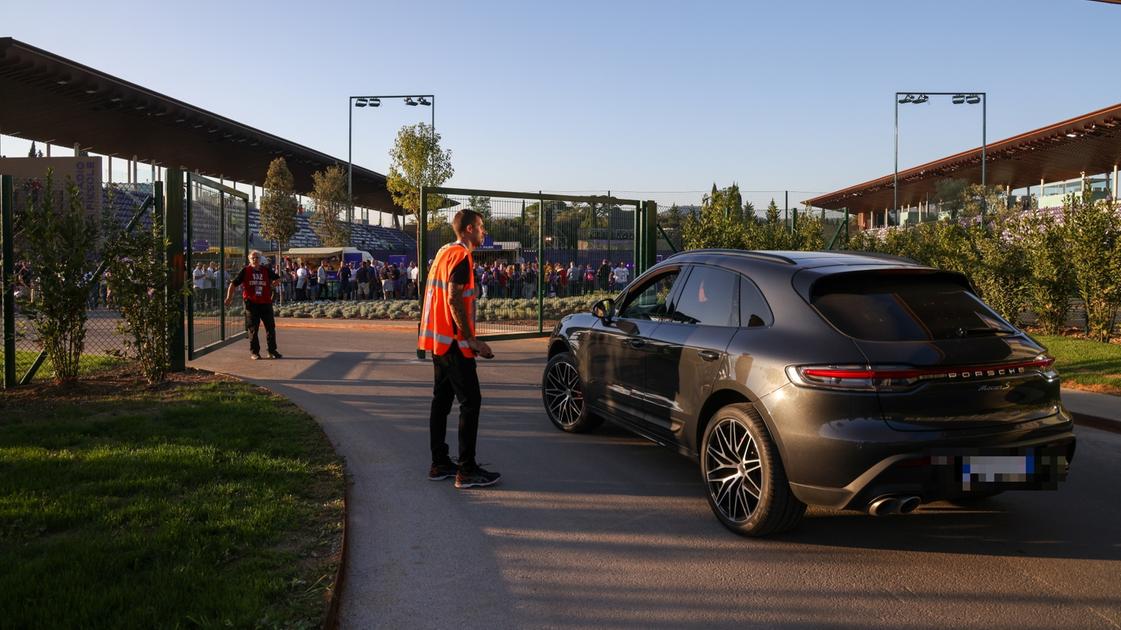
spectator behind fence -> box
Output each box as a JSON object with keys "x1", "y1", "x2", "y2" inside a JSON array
[
  {"x1": 408, "y1": 261, "x2": 419, "y2": 299},
  {"x1": 613, "y1": 261, "x2": 630, "y2": 289},
  {"x1": 339, "y1": 262, "x2": 352, "y2": 300},
  {"x1": 356, "y1": 260, "x2": 371, "y2": 300}
]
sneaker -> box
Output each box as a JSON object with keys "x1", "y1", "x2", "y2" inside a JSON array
[
  {"x1": 428, "y1": 460, "x2": 458, "y2": 481},
  {"x1": 268, "y1": 351, "x2": 283, "y2": 359},
  {"x1": 250, "y1": 353, "x2": 261, "y2": 360},
  {"x1": 455, "y1": 465, "x2": 501, "y2": 489}
]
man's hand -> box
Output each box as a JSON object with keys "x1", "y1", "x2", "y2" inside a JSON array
[
  {"x1": 224, "y1": 295, "x2": 232, "y2": 306},
  {"x1": 469, "y1": 337, "x2": 494, "y2": 359}
]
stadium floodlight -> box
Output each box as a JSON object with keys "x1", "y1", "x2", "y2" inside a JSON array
[
  {"x1": 355, "y1": 98, "x2": 367, "y2": 107},
  {"x1": 417, "y1": 97, "x2": 431, "y2": 106},
  {"x1": 404, "y1": 97, "x2": 418, "y2": 106},
  {"x1": 895, "y1": 91, "x2": 987, "y2": 227}
]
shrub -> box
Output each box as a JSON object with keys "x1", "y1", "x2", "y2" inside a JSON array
[
  {"x1": 1018, "y1": 207, "x2": 1075, "y2": 334},
  {"x1": 1066, "y1": 193, "x2": 1121, "y2": 341},
  {"x1": 17, "y1": 172, "x2": 100, "y2": 384},
  {"x1": 105, "y1": 204, "x2": 181, "y2": 384}
]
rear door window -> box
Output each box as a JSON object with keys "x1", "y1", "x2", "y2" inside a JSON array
[
  {"x1": 669, "y1": 266, "x2": 739, "y2": 327},
  {"x1": 811, "y1": 271, "x2": 1014, "y2": 341},
  {"x1": 739, "y1": 276, "x2": 773, "y2": 328}
]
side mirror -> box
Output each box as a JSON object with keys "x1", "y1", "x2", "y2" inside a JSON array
[{"x1": 592, "y1": 298, "x2": 615, "y2": 322}]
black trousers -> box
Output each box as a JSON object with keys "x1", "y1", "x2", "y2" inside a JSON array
[
  {"x1": 244, "y1": 301, "x2": 277, "y2": 354},
  {"x1": 429, "y1": 344, "x2": 481, "y2": 467}
]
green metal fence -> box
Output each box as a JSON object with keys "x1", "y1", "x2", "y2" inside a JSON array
[
  {"x1": 418, "y1": 186, "x2": 657, "y2": 341},
  {"x1": 184, "y1": 173, "x2": 249, "y2": 360}
]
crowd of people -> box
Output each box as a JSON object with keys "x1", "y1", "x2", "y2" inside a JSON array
[
  {"x1": 472, "y1": 259, "x2": 630, "y2": 299},
  {"x1": 264, "y1": 257, "x2": 420, "y2": 303}
]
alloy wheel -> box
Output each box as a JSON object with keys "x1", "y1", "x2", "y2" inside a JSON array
[
  {"x1": 544, "y1": 360, "x2": 584, "y2": 428},
  {"x1": 705, "y1": 417, "x2": 763, "y2": 523}
]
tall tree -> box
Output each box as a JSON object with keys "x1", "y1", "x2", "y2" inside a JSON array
[
  {"x1": 258, "y1": 157, "x2": 298, "y2": 254},
  {"x1": 308, "y1": 165, "x2": 350, "y2": 247},
  {"x1": 467, "y1": 195, "x2": 492, "y2": 218},
  {"x1": 386, "y1": 122, "x2": 454, "y2": 221}
]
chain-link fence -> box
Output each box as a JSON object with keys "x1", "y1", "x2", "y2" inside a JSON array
[{"x1": 1, "y1": 182, "x2": 154, "y2": 385}]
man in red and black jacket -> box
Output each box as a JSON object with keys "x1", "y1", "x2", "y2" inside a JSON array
[{"x1": 225, "y1": 250, "x2": 282, "y2": 360}]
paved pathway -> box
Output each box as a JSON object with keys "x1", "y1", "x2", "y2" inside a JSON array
[{"x1": 192, "y1": 323, "x2": 1121, "y2": 630}]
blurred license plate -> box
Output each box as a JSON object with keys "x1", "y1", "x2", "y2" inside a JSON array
[{"x1": 932, "y1": 449, "x2": 1069, "y2": 491}]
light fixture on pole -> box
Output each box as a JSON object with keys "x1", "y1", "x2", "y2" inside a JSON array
[
  {"x1": 347, "y1": 94, "x2": 436, "y2": 240},
  {"x1": 894, "y1": 91, "x2": 987, "y2": 227}
]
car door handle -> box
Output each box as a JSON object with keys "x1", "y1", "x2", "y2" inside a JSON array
[
  {"x1": 627, "y1": 338, "x2": 646, "y2": 349},
  {"x1": 698, "y1": 350, "x2": 720, "y2": 362}
]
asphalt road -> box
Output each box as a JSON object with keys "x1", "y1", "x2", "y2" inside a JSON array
[{"x1": 192, "y1": 323, "x2": 1121, "y2": 630}]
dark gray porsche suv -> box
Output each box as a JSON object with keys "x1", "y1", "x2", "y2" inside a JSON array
[{"x1": 542, "y1": 250, "x2": 1076, "y2": 536}]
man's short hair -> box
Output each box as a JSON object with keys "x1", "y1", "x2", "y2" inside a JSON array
[
  {"x1": 249, "y1": 250, "x2": 262, "y2": 259},
  {"x1": 452, "y1": 209, "x2": 484, "y2": 236}
]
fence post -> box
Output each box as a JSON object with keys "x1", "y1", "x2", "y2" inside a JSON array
[
  {"x1": 165, "y1": 172, "x2": 186, "y2": 371},
  {"x1": 416, "y1": 187, "x2": 427, "y2": 360},
  {"x1": 645, "y1": 200, "x2": 658, "y2": 270},
  {"x1": 2, "y1": 175, "x2": 15, "y2": 388},
  {"x1": 632, "y1": 201, "x2": 641, "y2": 275},
  {"x1": 538, "y1": 192, "x2": 545, "y2": 334},
  {"x1": 185, "y1": 175, "x2": 194, "y2": 360}
]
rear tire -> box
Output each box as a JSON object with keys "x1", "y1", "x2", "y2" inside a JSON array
[
  {"x1": 700, "y1": 403, "x2": 805, "y2": 537},
  {"x1": 542, "y1": 352, "x2": 602, "y2": 433}
]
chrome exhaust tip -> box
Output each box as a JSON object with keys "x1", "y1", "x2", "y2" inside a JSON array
[
  {"x1": 868, "y1": 496, "x2": 901, "y2": 516},
  {"x1": 898, "y1": 496, "x2": 921, "y2": 514}
]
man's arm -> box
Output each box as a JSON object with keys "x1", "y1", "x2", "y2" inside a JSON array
[{"x1": 448, "y1": 283, "x2": 493, "y2": 359}]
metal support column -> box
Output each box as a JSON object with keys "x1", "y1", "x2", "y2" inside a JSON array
[
  {"x1": 218, "y1": 186, "x2": 226, "y2": 342},
  {"x1": 416, "y1": 186, "x2": 428, "y2": 359},
  {"x1": 2, "y1": 175, "x2": 15, "y2": 388},
  {"x1": 186, "y1": 173, "x2": 194, "y2": 358},
  {"x1": 165, "y1": 172, "x2": 186, "y2": 371}
]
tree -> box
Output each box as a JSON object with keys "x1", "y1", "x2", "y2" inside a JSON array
[
  {"x1": 308, "y1": 165, "x2": 350, "y2": 247},
  {"x1": 467, "y1": 195, "x2": 492, "y2": 218},
  {"x1": 386, "y1": 122, "x2": 454, "y2": 221},
  {"x1": 1066, "y1": 186, "x2": 1121, "y2": 341},
  {"x1": 258, "y1": 157, "x2": 299, "y2": 274}
]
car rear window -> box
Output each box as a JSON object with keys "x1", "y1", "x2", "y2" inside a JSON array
[{"x1": 810, "y1": 271, "x2": 1014, "y2": 341}]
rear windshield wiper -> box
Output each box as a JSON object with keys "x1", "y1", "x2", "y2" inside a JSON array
[{"x1": 953, "y1": 327, "x2": 1012, "y2": 337}]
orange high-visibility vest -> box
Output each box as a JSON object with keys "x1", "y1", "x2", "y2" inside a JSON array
[{"x1": 418, "y1": 242, "x2": 477, "y2": 358}]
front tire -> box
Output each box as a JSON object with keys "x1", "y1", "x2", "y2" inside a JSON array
[
  {"x1": 700, "y1": 403, "x2": 805, "y2": 536},
  {"x1": 542, "y1": 352, "x2": 602, "y2": 433}
]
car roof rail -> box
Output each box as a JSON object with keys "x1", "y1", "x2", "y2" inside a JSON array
[
  {"x1": 665, "y1": 249, "x2": 798, "y2": 265},
  {"x1": 841, "y1": 251, "x2": 922, "y2": 266}
]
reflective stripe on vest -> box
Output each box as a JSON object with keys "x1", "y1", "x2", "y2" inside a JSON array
[{"x1": 417, "y1": 242, "x2": 477, "y2": 358}]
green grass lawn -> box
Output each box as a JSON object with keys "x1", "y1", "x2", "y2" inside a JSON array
[
  {"x1": 0, "y1": 370, "x2": 345, "y2": 628},
  {"x1": 1034, "y1": 334, "x2": 1121, "y2": 395},
  {"x1": 0, "y1": 349, "x2": 124, "y2": 382}
]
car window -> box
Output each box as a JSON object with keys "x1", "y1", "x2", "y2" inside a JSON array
[
  {"x1": 739, "y1": 275, "x2": 773, "y2": 328},
  {"x1": 669, "y1": 266, "x2": 738, "y2": 327},
  {"x1": 618, "y1": 270, "x2": 680, "y2": 321},
  {"x1": 811, "y1": 271, "x2": 1014, "y2": 341}
]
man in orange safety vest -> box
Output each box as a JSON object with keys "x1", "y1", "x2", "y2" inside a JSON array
[{"x1": 419, "y1": 208, "x2": 501, "y2": 488}]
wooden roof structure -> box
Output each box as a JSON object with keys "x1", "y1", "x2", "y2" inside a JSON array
[
  {"x1": 0, "y1": 37, "x2": 395, "y2": 211},
  {"x1": 806, "y1": 102, "x2": 1121, "y2": 212}
]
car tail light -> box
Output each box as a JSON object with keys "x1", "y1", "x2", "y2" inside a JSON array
[{"x1": 786, "y1": 355, "x2": 1058, "y2": 392}]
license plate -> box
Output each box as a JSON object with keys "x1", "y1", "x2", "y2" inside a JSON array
[{"x1": 932, "y1": 449, "x2": 1068, "y2": 491}]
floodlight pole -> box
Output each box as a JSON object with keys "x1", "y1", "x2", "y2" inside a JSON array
[
  {"x1": 894, "y1": 92, "x2": 987, "y2": 227},
  {"x1": 346, "y1": 94, "x2": 435, "y2": 246}
]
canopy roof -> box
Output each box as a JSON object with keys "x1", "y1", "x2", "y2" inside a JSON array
[
  {"x1": 806, "y1": 102, "x2": 1121, "y2": 211},
  {"x1": 0, "y1": 37, "x2": 395, "y2": 211}
]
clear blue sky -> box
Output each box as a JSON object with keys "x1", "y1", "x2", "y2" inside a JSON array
[{"x1": 5, "y1": 0, "x2": 1120, "y2": 208}]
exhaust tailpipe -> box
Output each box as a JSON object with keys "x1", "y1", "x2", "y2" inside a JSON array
[
  {"x1": 867, "y1": 496, "x2": 901, "y2": 516},
  {"x1": 898, "y1": 496, "x2": 921, "y2": 514}
]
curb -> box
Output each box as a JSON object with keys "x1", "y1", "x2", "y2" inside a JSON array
[
  {"x1": 322, "y1": 476, "x2": 350, "y2": 630},
  {"x1": 1072, "y1": 412, "x2": 1121, "y2": 435}
]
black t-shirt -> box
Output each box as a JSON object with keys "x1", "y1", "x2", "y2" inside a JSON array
[
  {"x1": 450, "y1": 259, "x2": 470, "y2": 285},
  {"x1": 356, "y1": 266, "x2": 369, "y2": 283},
  {"x1": 233, "y1": 265, "x2": 276, "y2": 304},
  {"x1": 339, "y1": 266, "x2": 351, "y2": 281}
]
